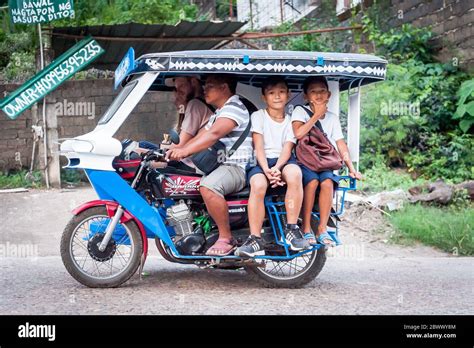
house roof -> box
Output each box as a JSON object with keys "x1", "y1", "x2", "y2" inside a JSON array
[{"x1": 52, "y1": 21, "x2": 246, "y2": 71}]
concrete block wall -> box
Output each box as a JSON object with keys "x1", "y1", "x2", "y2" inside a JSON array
[
  {"x1": 388, "y1": 0, "x2": 473, "y2": 68},
  {"x1": 0, "y1": 79, "x2": 177, "y2": 172}
]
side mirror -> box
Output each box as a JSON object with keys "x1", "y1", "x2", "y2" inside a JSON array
[{"x1": 169, "y1": 129, "x2": 180, "y2": 145}]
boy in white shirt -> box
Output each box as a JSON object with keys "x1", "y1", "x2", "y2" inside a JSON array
[
  {"x1": 292, "y1": 76, "x2": 362, "y2": 247},
  {"x1": 235, "y1": 77, "x2": 309, "y2": 258}
]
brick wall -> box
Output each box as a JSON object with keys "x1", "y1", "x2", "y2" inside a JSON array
[
  {"x1": 388, "y1": 0, "x2": 473, "y2": 68},
  {"x1": 0, "y1": 79, "x2": 177, "y2": 172}
]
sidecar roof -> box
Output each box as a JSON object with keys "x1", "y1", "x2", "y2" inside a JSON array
[{"x1": 128, "y1": 49, "x2": 387, "y2": 92}]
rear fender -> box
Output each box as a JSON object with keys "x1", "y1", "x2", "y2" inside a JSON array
[{"x1": 71, "y1": 200, "x2": 148, "y2": 258}]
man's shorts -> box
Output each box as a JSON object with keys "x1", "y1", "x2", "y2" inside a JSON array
[
  {"x1": 199, "y1": 164, "x2": 246, "y2": 198},
  {"x1": 300, "y1": 164, "x2": 341, "y2": 188}
]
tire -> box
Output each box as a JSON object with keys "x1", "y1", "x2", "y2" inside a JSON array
[
  {"x1": 245, "y1": 214, "x2": 326, "y2": 288},
  {"x1": 60, "y1": 206, "x2": 143, "y2": 288},
  {"x1": 245, "y1": 248, "x2": 326, "y2": 288}
]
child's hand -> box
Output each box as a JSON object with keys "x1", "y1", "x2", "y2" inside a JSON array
[
  {"x1": 309, "y1": 100, "x2": 327, "y2": 118},
  {"x1": 270, "y1": 178, "x2": 286, "y2": 188},
  {"x1": 349, "y1": 170, "x2": 363, "y2": 180},
  {"x1": 264, "y1": 168, "x2": 277, "y2": 181},
  {"x1": 269, "y1": 166, "x2": 281, "y2": 178}
]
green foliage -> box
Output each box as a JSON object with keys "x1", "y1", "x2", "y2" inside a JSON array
[
  {"x1": 405, "y1": 132, "x2": 474, "y2": 182},
  {"x1": 0, "y1": 170, "x2": 43, "y2": 189},
  {"x1": 453, "y1": 79, "x2": 474, "y2": 133},
  {"x1": 362, "y1": 16, "x2": 434, "y2": 63},
  {"x1": 3, "y1": 51, "x2": 35, "y2": 82},
  {"x1": 358, "y1": 158, "x2": 426, "y2": 193},
  {"x1": 390, "y1": 204, "x2": 474, "y2": 256},
  {"x1": 0, "y1": 28, "x2": 36, "y2": 81},
  {"x1": 61, "y1": 168, "x2": 87, "y2": 184},
  {"x1": 56, "y1": 0, "x2": 198, "y2": 26},
  {"x1": 0, "y1": 30, "x2": 34, "y2": 68}
]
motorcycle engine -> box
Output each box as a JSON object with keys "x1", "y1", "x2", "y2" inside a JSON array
[
  {"x1": 166, "y1": 200, "x2": 194, "y2": 237},
  {"x1": 166, "y1": 200, "x2": 205, "y2": 255}
]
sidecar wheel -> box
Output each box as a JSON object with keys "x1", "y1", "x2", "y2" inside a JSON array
[{"x1": 60, "y1": 206, "x2": 143, "y2": 288}]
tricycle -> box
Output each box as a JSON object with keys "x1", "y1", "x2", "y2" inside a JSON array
[{"x1": 59, "y1": 49, "x2": 386, "y2": 288}]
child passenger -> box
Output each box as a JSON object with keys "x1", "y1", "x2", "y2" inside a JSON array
[
  {"x1": 235, "y1": 77, "x2": 309, "y2": 258},
  {"x1": 291, "y1": 76, "x2": 362, "y2": 247}
]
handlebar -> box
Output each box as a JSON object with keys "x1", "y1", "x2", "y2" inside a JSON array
[{"x1": 142, "y1": 148, "x2": 168, "y2": 162}]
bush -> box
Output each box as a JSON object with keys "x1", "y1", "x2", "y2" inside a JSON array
[
  {"x1": 453, "y1": 78, "x2": 474, "y2": 133},
  {"x1": 0, "y1": 170, "x2": 43, "y2": 189},
  {"x1": 359, "y1": 158, "x2": 426, "y2": 193},
  {"x1": 3, "y1": 51, "x2": 35, "y2": 82},
  {"x1": 359, "y1": 58, "x2": 472, "y2": 182}
]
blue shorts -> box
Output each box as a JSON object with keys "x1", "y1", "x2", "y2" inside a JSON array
[
  {"x1": 247, "y1": 155, "x2": 298, "y2": 184},
  {"x1": 300, "y1": 164, "x2": 340, "y2": 188}
]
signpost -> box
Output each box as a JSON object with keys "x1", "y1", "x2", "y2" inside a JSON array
[
  {"x1": 9, "y1": 0, "x2": 75, "y2": 24},
  {"x1": 0, "y1": 37, "x2": 104, "y2": 119}
]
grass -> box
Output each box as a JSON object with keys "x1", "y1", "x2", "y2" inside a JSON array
[
  {"x1": 0, "y1": 170, "x2": 43, "y2": 189},
  {"x1": 389, "y1": 204, "x2": 474, "y2": 256},
  {"x1": 358, "y1": 161, "x2": 427, "y2": 193}
]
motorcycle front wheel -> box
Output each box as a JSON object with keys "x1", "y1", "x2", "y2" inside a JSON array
[{"x1": 60, "y1": 206, "x2": 143, "y2": 288}]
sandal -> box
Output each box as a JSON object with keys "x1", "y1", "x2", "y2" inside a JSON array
[
  {"x1": 317, "y1": 232, "x2": 336, "y2": 248},
  {"x1": 205, "y1": 238, "x2": 236, "y2": 256},
  {"x1": 303, "y1": 232, "x2": 317, "y2": 246}
]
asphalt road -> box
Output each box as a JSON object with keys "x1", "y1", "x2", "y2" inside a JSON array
[{"x1": 0, "y1": 187, "x2": 472, "y2": 315}]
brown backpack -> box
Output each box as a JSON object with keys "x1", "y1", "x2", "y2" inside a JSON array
[{"x1": 295, "y1": 106, "x2": 343, "y2": 172}]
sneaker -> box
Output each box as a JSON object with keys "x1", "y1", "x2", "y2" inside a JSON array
[
  {"x1": 283, "y1": 225, "x2": 310, "y2": 251},
  {"x1": 235, "y1": 235, "x2": 265, "y2": 258}
]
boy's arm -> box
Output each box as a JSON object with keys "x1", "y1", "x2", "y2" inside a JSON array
[
  {"x1": 273, "y1": 142, "x2": 294, "y2": 170},
  {"x1": 252, "y1": 133, "x2": 269, "y2": 171},
  {"x1": 336, "y1": 139, "x2": 362, "y2": 180},
  {"x1": 292, "y1": 102, "x2": 327, "y2": 139}
]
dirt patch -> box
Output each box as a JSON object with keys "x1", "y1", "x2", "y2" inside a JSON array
[{"x1": 338, "y1": 201, "x2": 447, "y2": 258}]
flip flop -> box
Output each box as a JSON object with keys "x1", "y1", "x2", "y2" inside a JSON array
[
  {"x1": 303, "y1": 232, "x2": 317, "y2": 246},
  {"x1": 317, "y1": 232, "x2": 336, "y2": 248},
  {"x1": 205, "y1": 238, "x2": 236, "y2": 256}
]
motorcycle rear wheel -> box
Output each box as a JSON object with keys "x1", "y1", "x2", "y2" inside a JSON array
[
  {"x1": 60, "y1": 206, "x2": 143, "y2": 288},
  {"x1": 245, "y1": 215, "x2": 326, "y2": 288}
]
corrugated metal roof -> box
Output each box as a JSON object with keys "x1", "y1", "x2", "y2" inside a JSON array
[{"x1": 52, "y1": 21, "x2": 246, "y2": 71}]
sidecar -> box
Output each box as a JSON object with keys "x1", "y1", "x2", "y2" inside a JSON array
[{"x1": 59, "y1": 49, "x2": 387, "y2": 288}]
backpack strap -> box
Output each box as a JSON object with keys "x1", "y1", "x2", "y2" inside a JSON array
[
  {"x1": 228, "y1": 119, "x2": 251, "y2": 157},
  {"x1": 297, "y1": 104, "x2": 325, "y2": 134}
]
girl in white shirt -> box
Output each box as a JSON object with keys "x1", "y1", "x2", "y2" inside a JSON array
[{"x1": 235, "y1": 77, "x2": 309, "y2": 258}]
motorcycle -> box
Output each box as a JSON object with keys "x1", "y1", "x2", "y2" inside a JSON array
[{"x1": 59, "y1": 48, "x2": 386, "y2": 288}]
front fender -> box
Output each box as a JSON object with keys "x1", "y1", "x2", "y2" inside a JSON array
[{"x1": 71, "y1": 200, "x2": 148, "y2": 258}]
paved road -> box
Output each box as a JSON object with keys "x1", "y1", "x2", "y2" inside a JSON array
[{"x1": 1, "y1": 187, "x2": 472, "y2": 315}]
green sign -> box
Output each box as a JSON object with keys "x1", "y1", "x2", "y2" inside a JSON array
[
  {"x1": 9, "y1": 0, "x2": 74, "y2": 24},
  {"x1": 0, "y1": 37, "x2": 104, "y2": 120}
]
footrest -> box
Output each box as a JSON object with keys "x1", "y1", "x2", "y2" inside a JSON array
[{"x1": 328, "y1": 231, "x2": 342, "y2": 246}]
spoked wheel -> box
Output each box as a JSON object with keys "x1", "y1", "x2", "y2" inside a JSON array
[
  {"x1": 60, "y1": 206, "x2": 143, "y2": 288},
  {"x1": 245, "y1": 211, "x2": 326, "y2": 288}
]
